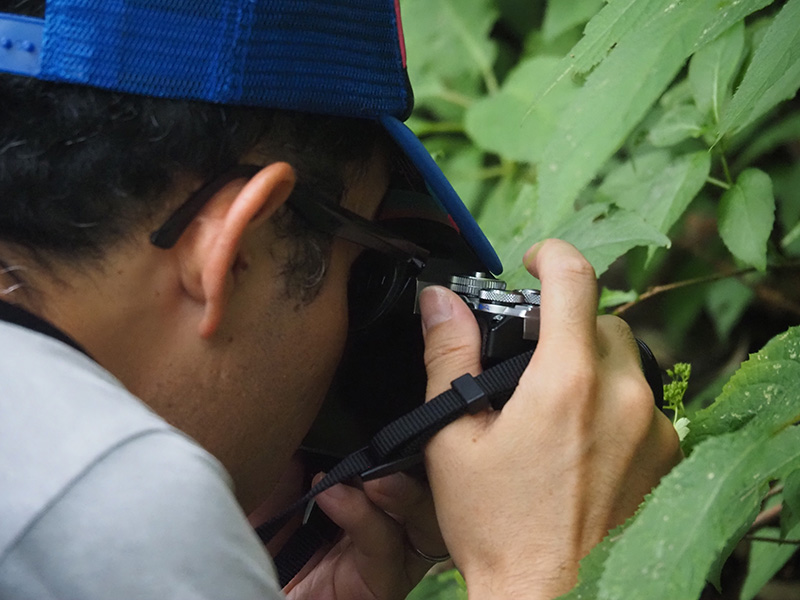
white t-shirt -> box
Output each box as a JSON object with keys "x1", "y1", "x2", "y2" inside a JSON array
[{"x1": 0, "y1": 315, "x2": 283, "y2": 599}]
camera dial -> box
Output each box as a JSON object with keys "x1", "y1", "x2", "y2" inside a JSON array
[{"x1": 447, "y1": 273, "x2": 541, "y2": 365}]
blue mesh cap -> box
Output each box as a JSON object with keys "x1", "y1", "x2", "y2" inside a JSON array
[{"x1": 0, "y1": 0, "x2": 502, "y2": 273}]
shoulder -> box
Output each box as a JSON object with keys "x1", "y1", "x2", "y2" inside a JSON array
[
  {"x1": 1, "y1": 431, "x2": 283, "y2": 599},
  {"x1": 0, "y1": 322, "x2": 283, "y2": 599}
]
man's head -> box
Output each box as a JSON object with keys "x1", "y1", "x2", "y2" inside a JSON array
[
  {"x1": 0, "y1": 13, "x2": 384, "y2": 294},
  {"x1": 0, "y1": 0, "x2": 499, "y2": 510}
]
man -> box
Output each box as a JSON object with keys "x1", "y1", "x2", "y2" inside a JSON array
[{"x1": 0, "y1": 1, "x2": 680, "y2": 598}]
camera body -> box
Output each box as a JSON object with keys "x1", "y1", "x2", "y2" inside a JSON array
[
  {"x1": 431, "y1": 272, "x2": 541, "y2": 367},
  {"x1": 302, "y1": 217, "x2": 661, "y2": 465},
  {"x1": 304, "y1": 212, "x2": 550, "y2": 459}
]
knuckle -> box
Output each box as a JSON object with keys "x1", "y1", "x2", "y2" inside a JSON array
[
  {"x1": 423, "y1": 339, "x2": 481, "y2": 399},
  {"x1": 598, "y1": 314, "x2": 635, "y2": 343},
  {"x1": 538, "y1": 240, "x2": 596, "y2": 281},
  {"x1": 597, "y1": 315, "x2": 639, "y2": 360},
  {"x1": 559, "y1": 254, "x2": 596, "y2": 282},
  {"x1": 613, "y1": 373, "x2": 657, "y2": 442},
  {"x1": 423, "y1": 339, "x2": 476, "y2": 371},
  {"x1": 655, "y1": 412, "x2": 683, "y2": 464}
]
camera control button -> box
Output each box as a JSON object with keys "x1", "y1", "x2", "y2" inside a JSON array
[
  {"x1": 449, "y1": 273, "x2": 506, "y2": 297},
  {"x1": 479, "y1": 289, "x2": 526, "y2": 306}
]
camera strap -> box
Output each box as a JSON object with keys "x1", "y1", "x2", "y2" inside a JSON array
[{"x1": 255, "y1": 349, "x2": 534, "y2": 587}]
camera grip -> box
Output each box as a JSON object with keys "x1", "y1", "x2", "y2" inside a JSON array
[
  {"x1": 636, "y1": 338, "x2": 664, "y2": 410},
  {"x1": 475, "y1": 311, "x2": 664, "y2": 409}
]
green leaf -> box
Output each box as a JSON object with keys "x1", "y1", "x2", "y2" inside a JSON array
[
  {"x1": 647, "y1": 104, "x2": 705, "y2": 147},
  {"x1": 556, "y1": 521, "x2": 632, "y2": 600},
  {"x1": 498, "y1": 201, "x2": 671, "y2": 287},
  {"x1": 718, "y1": 0, "x2": 800, "y2": 137},
  {"x1": 598, "y1": 424, "x2": 800, "y2": 599},
  {"x1": 718, "y1": 168, "x2": 775, "y2": 271},
  {"x1": 552, "y1": 204, "x2": 671, "y2": 275},
  {"x1": 477, "y1": 176, "x2": 532, "y2": 252},
  {"x1": 406, "y1": 568, "x2": 467, "y2": 600},
  {"x1": 536, "y1": 0, "x2": 771, "y2": 231},
  {"x1": 688, "y1": 21, "x2": 746, "y2": 124},
  {"x1": 420, "y1": 136, "x2": 487, "y2": 214},
  {"x1": 465, "y1": 57, "x2": 580, "y2": 163},
  {"x1": 574, "y1": 326, "x2": 800, "y2": 599},
  {"x1": 707, "y1": 486, "x2": 766, "y2": 591},
  {"x1": 705, "y1": 277, "x2": 755, "y2": 341},
  {"x1": 482, "y1": 180, "x2": 543, "y2": 288},
  {"x1": 542, "y1": 0, "x2": 604, "y2": 42},
  {"x1": 685, "y1": 326, "x2": 800, "y2": 452},
  {"x1": 782, "y1": 469, "x2": 800, "y2": 537},
  {"x1": 733, "y1": 112, "x2": 800, "y2": 172},
  {"x1": 660, "y1": 78, "x2": 695, "y2": 110},
  {"x1": 773, "y1": 161, "x2": 800, "y2": 246},
  {"x1": 567, "y1": 0, "x2": 683, "y2": 76},
  {"x1": 400, "y1": 0, "x2": 498, "y2": 109},
  {"x1": 739, "y1": 524, "x2": 800, "y2": 600},
  {"x1": 598, "y1": 287, "x2": 639, "y2": 311},
  {"x1": 523, "y1": 0, "x2": 681, "y2": 148},
  {"x1": 598, "y1": 150, "x2": 711, "y2": 240}
]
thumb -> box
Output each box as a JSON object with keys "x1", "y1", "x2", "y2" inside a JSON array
[{"x1": 419, "y1": 286, "x2": 483, "y2": 400}]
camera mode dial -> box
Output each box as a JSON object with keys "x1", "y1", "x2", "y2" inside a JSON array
[{"x1": 449, "y1": 273, "x2": 506, "y2": 298}]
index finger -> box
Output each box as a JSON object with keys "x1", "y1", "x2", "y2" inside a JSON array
[{"x1": 522, "y1": 239, "x2": 599, "y2": 356}]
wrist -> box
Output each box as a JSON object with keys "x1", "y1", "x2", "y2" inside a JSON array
[
  {"x1": 466, "y1": 580, "x2": 574, "y2": 600},
  {"x1": 462, "y1": 561, "x2": 578, "y2": 600}
]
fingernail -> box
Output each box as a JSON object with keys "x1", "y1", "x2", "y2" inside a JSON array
[{"x1": 419, "y1": 286, "x2": 453, "y2": 333}]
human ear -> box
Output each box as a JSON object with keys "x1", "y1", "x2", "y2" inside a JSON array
[{"x1": 178, "y1": 162, "x2": 296, "y2": 338}]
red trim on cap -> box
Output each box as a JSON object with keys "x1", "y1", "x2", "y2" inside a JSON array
[{"x1": 394, "y1": 0, "x2": 407, "y2": 68}]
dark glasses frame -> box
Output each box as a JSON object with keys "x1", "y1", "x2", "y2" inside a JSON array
[
  {"x1": 150, "y1": 165, "x2": 428, "y2": 260},
  {"x1": 149, "y1": 164, "x2": 431, "y2": 329}
]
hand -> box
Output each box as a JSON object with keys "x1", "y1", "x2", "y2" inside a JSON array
[
  {"x1": 419, "y1": 239, "x2": 681, "y2": 599},
  {"x1": 282, "y1": 471, "x2": 448, "y2": 600}
]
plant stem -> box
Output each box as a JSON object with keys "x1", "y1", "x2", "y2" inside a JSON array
[
  {"x1": 483, "y1": 66, "x2": 500, "y2": 96},
  {"x1": 720, "y1": 152, "x2": 733, "y2": 185},
  {"x1": 413, "y1": 121, "x2": 466, "y2": 136},
  {"x1": 614, "y1": 261, "x2": 800, "y2": 316},
  {"x1": 706, "y1": 176, "x2": 731, "y2": 190},
  {"x1": 477, "y1": 164, "x2": 515, "y2": 180},
  {"x1": 745, "y1": 536, "x2": 800, "y2": 545},
  {"x1": 435, "y1": 88, "x2": 475, "y2": 108},
  {"x1": 751, "y1": 503, "x2": 783, "y2": 532},
  {"x1": 782, "y1": 220, "x2": 800, "y2": 249},
  {"x1": 613, "y1": 267, "x2": 757, "y2": 316}
]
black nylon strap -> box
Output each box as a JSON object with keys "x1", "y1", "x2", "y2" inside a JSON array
[
  {"x1": 368, "y1": 349, "x2": 532, "y2": 461},
  {"x1": 256, "y1": 447, "x2": 374, "y2": 543},
  {"x1": 273, "y1": 501, "x2": 341, "y2": 587},
  {"x1": 257, "y1": 349, "x2": 534, "y2": 587}
]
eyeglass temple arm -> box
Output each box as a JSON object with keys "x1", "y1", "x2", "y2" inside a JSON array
[
  {"x1": 150, "y1": 165, "x2": 261, "y2": 249},
  {"x1": 287, "y1": 191, "x2": 430, "y2": 263}
]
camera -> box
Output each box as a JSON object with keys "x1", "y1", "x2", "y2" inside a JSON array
[
  {"x1": 301, "y1": 218, "x2": 662, "y2": 465},
  {"x1": 436, "y1": 271, "x2": 662, "y2": 404},
  {"x1": 422, "y1": 272, "x2": 541, "y2": 367}
]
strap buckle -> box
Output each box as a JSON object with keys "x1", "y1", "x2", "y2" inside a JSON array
[{"x1": 451, "y1": 373, "x2": 489, "y2": 414}]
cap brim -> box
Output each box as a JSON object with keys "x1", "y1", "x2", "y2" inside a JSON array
[{"x1": 379, "y1": 115, "x2": 502, "y2": 275}]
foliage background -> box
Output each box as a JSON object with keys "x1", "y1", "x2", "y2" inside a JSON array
[{"x1": 398, "y1": 0, "x2": 800, "y2": 598}]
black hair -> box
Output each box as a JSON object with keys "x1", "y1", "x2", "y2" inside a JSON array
[{"x1": 0, "y1": 0, "x2": 381, "y2": 300}]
